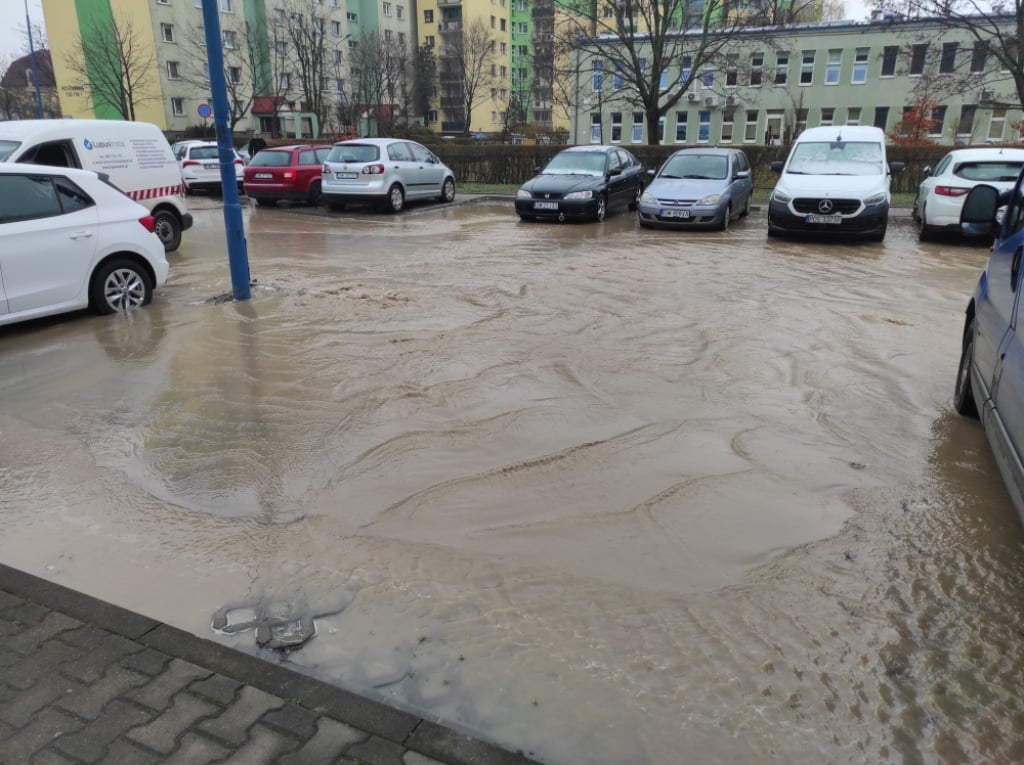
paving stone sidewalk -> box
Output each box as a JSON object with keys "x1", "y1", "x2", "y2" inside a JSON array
[{"x1": 0, "y1": 564, "x2": 542, "y2": 765}]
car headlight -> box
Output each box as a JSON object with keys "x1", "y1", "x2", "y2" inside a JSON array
[
  {"x1": 640, "y1": 191, "x2": 656, "y2": 203},
  {"x1": 772, "y1": 190, "x2": 792, "y2": 204},
  {"x1": 564, "y1": 190, "x2": 594, "y2": 200},
  {"x1": 516, "y1": 188, "x2": 532, "y2": 199},
  {"x1": 863, "y1": 192, "x2": 886, "y2": 206},
  {"x1": 698, "y1": 193, "x2": 722, "y2": 206}
]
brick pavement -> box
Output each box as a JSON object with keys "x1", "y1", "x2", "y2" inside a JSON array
[{"x1": 0, "y1": 564, "x2": 542, "y2": 765}]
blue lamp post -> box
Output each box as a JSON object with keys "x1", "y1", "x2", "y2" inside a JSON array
[{"x1": 24, "y1": 0, "x2": 44, "y2": 118}]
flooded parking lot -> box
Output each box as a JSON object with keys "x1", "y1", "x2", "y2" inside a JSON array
[{"x1": 2, "y1": 198, "x2": 1023, "y2": 764}]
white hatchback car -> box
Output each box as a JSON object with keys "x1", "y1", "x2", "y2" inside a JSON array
[
  {"x1": 176, "y1": 141, "x2": 245, "y2": 195},
  {"x1": 320, "y1": 138, "x2": 456, "y2": 213},
  {"x1": 914, "y1": 147, "x2": 1024, "y2": 240},
  {"x1": 0, "y1": 164, "x2": 169, "y2": 326}
]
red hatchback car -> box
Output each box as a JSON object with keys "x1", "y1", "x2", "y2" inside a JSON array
[{"x1": 243, "y1": 144, "x2": 332, "y2": 206}]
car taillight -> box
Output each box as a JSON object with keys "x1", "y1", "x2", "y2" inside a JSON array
[
  {"x1": 936, "y1": 186, "x2": 970, "y2": 197},
  {"x1": 362, "y1": 163, "x2": 385, "y2": 175},
  {"x1": 283, "y1": 170, "x2": 295, "y2": 180},
  {"x1": 235, "y1": 158, "x2": 244, "y2": 165},
  {"x1": 138, "y1": 215, "x2": 156, "y2": 233},
  {"x1": 322, "y1": 163, "x2": 329, "y2": 174},
  {"x1": 182, "y1": 160, "x2": 199, "y2": 167}
]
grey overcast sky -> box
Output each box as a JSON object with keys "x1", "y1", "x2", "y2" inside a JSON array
[{"x1": 1, "y1": 0, "x2": 45, "y2": 62}]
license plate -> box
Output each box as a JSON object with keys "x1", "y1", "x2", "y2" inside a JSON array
[
  {"x1": 204, "y1": 163, "x2": 219, "y2": 170},
  {"x1": 661, "y1": 209, "x2": 690, "y2": 219},
  {"x1": 806, "y1": 214, "x2": 842, "y2": 224},
  {"x1": 254, "y1": 173, "x2": 272, "y2": 180},
  {"x1": 534, "y1": 201, "x2": 559, "y2": 210},
  {"x1": 336, "y1": 172, "x2": 358, "y2": 180}
]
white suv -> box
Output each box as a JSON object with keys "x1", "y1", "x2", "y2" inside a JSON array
[{"x1": 176, "y1": 141, "x2": 245, "y2": 195}]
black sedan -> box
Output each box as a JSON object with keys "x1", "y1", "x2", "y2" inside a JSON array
[{"x1": 515, "y1": 145, "x2": 645, "y2": 222}]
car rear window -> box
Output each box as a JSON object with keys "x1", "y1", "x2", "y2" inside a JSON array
[
  {"x1": 190, "y1": 146, "x2": 220, "y2": 160},
  {"x1": 0, "y1": 140, "x2": 21, "y2": 161},
  {"x1": 954, "y1": 161, "x2": 1024, "y2": 182},
  {"x1": 327, "y1": 144, "x2": 379, "y2": 163},
  {"x1": 249, "y1": 150, "x2": 292, "y2": 167}
]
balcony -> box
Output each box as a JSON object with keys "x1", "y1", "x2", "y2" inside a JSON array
[{"x1": 442, "y1": 120, "x2": 465, "y2": 132}]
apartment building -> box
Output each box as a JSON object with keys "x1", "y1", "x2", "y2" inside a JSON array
[{"x1": 571, "y1": 15, "x2": 1024, "y2": 146}]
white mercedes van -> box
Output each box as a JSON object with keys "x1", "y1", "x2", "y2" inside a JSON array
[
  {"x1": 0, "y1": 119, "x2": 193, "y2": 252},
  {"x1": 767, "y1": 125, "x2": 904, "y2": 242}
]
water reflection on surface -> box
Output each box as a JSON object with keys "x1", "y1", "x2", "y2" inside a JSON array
[{"x1": 1, "y1": 201, "x2": 1022, "y2": 764}]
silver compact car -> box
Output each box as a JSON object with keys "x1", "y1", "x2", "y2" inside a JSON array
[
  {"x1": 638, "y1": 148, "x2": 753, "y2": 231},
  {"x1": 320, "y1": 138, "x2": 456, "y2": 213}
]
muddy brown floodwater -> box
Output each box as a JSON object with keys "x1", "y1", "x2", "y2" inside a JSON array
[{"x1": 2, "y1": 198, "x2": 1024, "y2": 764}]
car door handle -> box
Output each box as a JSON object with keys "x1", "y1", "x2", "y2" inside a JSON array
[
  {"x1": 69, "y1": 231, "x2": 94, "y2": 240},
  {"x1": 1012, "y1": 246, "x2": 1023, "y2": 291}
]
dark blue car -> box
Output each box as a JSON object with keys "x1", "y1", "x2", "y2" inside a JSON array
[{"x1": 955, "y1": 179, "x2": 1024, "y2": 524}]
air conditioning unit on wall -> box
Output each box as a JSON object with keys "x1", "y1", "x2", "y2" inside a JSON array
[
  {"x1": 980, "y1": 89, "x2": 995, "y2": 102},
  {"x1": 725, "y1": 94, "x2": 739, "y2": 106},
  {"x1": 686, "y1": 92, "x2": 697, "y2": 102},
  {"x1": 704, "y1": 96, "x2": 718, "y2": 107}
]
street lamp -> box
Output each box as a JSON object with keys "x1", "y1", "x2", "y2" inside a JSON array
[{"x1": 24, "y1": 0, "x2": 44, "y2": 118}]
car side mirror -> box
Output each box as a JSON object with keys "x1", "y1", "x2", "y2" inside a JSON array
[
  {"x1": 608, "y1": 167, "x2": 622, "y2": 177},
  {"x1": 960, "y1": 183, "x2": 1001, "y2": 237},
  {"x1": 888, "y1": 161, "x2": 906, "y2": 175},
  {"x1": 770, "y1": 161, "x2": 783, "y2": 174},
  {"x1": 734, "y1": 170, "x2": 751, "y2": 179},
  {"x1": 647, "y1": 168, "x2": 656, "y2": 178},
  {"x1": 921, "y1": 165, "x2": 932, "y2": 178}
]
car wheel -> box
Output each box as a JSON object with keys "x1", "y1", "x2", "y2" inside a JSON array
[
  {"x1": 255, "y1": 198, "x2": 278, "y2": 207},
  {"x1": 594, "y1": 194, "x2": 607, "y2": 222},
  {"x1": 90, "y1": 258, "x2": 152, "y2": 315},
  {"x1": 918, "y1": 205, "x2": 934, "y2": 241},
  {"x1": 308, "y1": 180, "x2": 322, "y2": 206},
  {"x1": 954, "y1": 316, "x2": 979, "y2": 418},
  {"x1": 439, "y1": 177, "x2": 456, "y2": 203},
  {"x1": 152, "y1": 209, "x2": 181, "y2": 252},
  {"x1": 869, "y1": 223, "x2": 887, "y2": 242},
  {"x1": 384, "y1": 184, "x2": 404, "y2": 213},
  {"x1": 720, "y1": 204, "x2": 732, "y2": 231},
  {"x1": 743, "y1": 194, "x2": 751, "y2": 217},
  {"x1": 628, "y1": 184, "x2": 641, "y2": 211}
]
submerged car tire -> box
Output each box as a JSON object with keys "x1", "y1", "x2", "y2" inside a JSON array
[
  {"x1": 918, "y1": 206, "x2": 934, "y2": 241},
  {"x1": 90, "y1": 258, "x2": 153, "y2": 315},
  {"x1": 384, "y1": 184, "x2": 404, "y2": 213},
  {"x1": 743, "y1": 194, "x2": 752, "y2": 217},
  {"x1": 954, "y1": 317, "x2": 980, "y2": 418},
  {"x1": 628, "y1": 184, "x2": 641, "y2": 211},
  {"x1": 720, "y1": 204, "x2": 732, "y2": 231},
  {"x1": 439, "y1": 177, "x2": 456, "y2": 203},
  {"x1": 594, "y1": 194, "x2": 607, "y2": 222},
  {"x1": 152, "y1": 209, "x2": 181, "y2": 252},
  {"x1": 308, "y1": 180, "x2": 322, "y2": 206}
]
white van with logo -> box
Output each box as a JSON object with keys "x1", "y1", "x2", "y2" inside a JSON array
[
  {"x1": 767, "y1": 125, "x2": 904, "y2": 242},
  {"x1": 0, "y1": 119, "x2": 193, "y2": 252}
]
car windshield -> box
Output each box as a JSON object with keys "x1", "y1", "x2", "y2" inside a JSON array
[
  {"x1": 327, "y1": 144, "x2": 379, "y2": 163},
  {"x1": 543, "y1": 151, "x2": 607, "y2": 176},
  {"x1": 0, "y1": 140, "x2": 21, "y2": 161},
  {"x1": 954, "y1": 161, "x2": 1024, "y2": 182},
  {"x1": 787, "y1": 140, "x2": 883, "y2": 176},
  {"x1": 659, "y1": 154, "x2": 728, "y2": 180},
  {"x1": 249, "y1": 151, "x2": 292, "y2": 167}
]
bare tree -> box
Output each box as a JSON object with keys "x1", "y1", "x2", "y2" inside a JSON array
[
  {"x1": 443, "y1": 17, "x2": 499, "y2": 135},
  {"x1": 409, "y1": 44, "x2": 438, "y2": 124},
  {"x1": 277, "y1": 0, "x2": 333, "y2": 137},
  {"x1": 555, "y1": 0, "x2": 823, "y2": 144},
  {"x1": 64, "y1": 10, "x2": 157, "y2": 120},
  {"x1": 348, "y1": 31, "x2": 411, "y2": 135}
]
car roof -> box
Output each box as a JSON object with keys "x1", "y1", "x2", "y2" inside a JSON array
[
  {"x1": 941, "y1": 147, "x2": 1024, "y2": 161},
  {"x1": 333, "y1": 137, "x2": 408, "y2": 146},
  {"x1": 265, "y1": 144, "x2": 332, "y2": 151},
  {"x1": 668, "y1": 147, "x2": 737, "y2": 156},
  {"x1": 559, "y1": 145, "x2": 619, "y2": 153},
  {"x1": 0, "y1": 163, "x2": 98, "y2": 180},
  {"x1": 796, "y1": 125, "x2": 884, "y2": 142}
]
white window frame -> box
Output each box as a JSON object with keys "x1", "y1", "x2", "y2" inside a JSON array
[
  {"x1": 166, "y1": 60, "x2": 180, "y2": 79},
  {"x1": 171, "y1": 97, "x2": 184, "y2": 116},
  {"x1": 161, "y1": 23, "x2": 175, "y2": 43}
]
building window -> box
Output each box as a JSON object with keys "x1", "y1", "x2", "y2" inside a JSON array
[
  {"x1": 701, "y1": 64, "x2": 713, "y2": 88},
  {"x1": 881, "y1": 46, "x2": 898, "y2": 77},
  {"x1": 592, "y1": 60, "x2": 603, "y2": 91},
  {"x1": 799, "y1": 50, "x2": 814, "y2": 84},
  {"x1": 989, "y1": 107, "x2": 1006, "y2": 140},
  {"x1": 774, "y1": 53, "x2": 788, "y2": 85},
  {"x1": 749, "y1": 52, "x2": 763, "y2": 86},
  {"x1": 852, "y1": 48, "x2": 868, "y2": 83},
  {"x1": 383, "y1": 2, "x2": 391, "y2": 15},
  {"x1": 500, "y1": 65, "x2": 506, "y2": 77},
  {"x1": 518, "y1": 45, "x2": 527, "y2": 57},
  {"x1": 680, "y1": 55, "x2": 692, "y2": 86},
  {"x1": 313, "y1": 17, "x2": 324, "y2": 33},
  {"x1": 171, "y1": 97, "x2": 184, "y2": 115},
  {"x1": 425, "y1": 35, "x2": 434, "y2": 47},
  {"x1": 720, "y1": 109, "x2": 734, "y2": 143},
  {"x1": 846, "y1": 106, "x2": 861, "y2": 125},
  {"x1": 161, "y1": 23, "x2": 174, "y2": 42},
  {"x1": 348, "y1": 38, "x2": 358, "y2": 48},
  {"x1": 423, "y1": 9, "x2": 433, "y2": 22},
  {"x1": 384, "y1": 28, "x2": 392, "y2": 40},
  {"x1": 517, "y1": 22, "x2": 527, "y2": 33},
  {"x1": 397, "y1": 5, "x2": 404, "y2": 18},
  {"x1": 399, "y1": 32, "x2": 405, "y2": 45},
  {"x1": 659, "y1": 69, "x2": 668, "y2": 90},
  {"x1": 971, "y1": 45, "x2": 988, "y2": 73},
  {"x1": 930, "y1": 105, "x2": 946, "y2": 135},
  {"x1": 228, "y1": 66, "x2": 241, "y2": 84},
  {"x1": 156, "y1": 0, "x2": 169, "y2": 4},
  {"x1": 825, "y1": 49, "x2": 841, "y2": 85},
  {"x1": 428, "y1": 109, "x2": 437, "y2": 122},
  {"x1": 632, "y1": 112, "x2": 643, "y2": 143},
  {"x1": 276, "y1": 41, "x2": 287, "y2": 56},
  {"x1": 658, "y1": 116, "x2": 665, "y2": 142},
  {"x1": 279, "y1": 72, "x2": 290, "y2": 89},
  {"x1": 500, "y1": 42, "x2": 507, "y2": 55},
  {"x1": 675, "y1": 111, "x2": 687, "y2": 142},
  {"x1": 744, "y1": 109, "x2": 758, "y2": 142},
  {"x1": 725, "y1": 53, "x2": 738, "y2": 86},
  {"x1": 500, "y1": 18, "x2": 506, "y2": 30},
  {"x1": 614, "y1": 60, "x2": 623, "y2": 90},
  {"x1": 490, "y1": 14, "x2": 495, "y2": 27},
  {"x1": 611, "y1": 112, "x2": 622, "y2": 142},
  {"x1": 220, "y1": 0, "x2": 232, "y2": 11},
  {"x1": 223, "y1": 30, "x2": 236, "y2": 48},
  {"x1": 334, "y1": 49, "x2": 342, "y2": 64},
  {"x1": 940, "y1": 42, "x2": 958, "y2": 73},
  {"x1": 819, "y1": 107, "x2": 834, "y2": 126},
  {"x1": 273, "y1": 8, "x2": 284, "y2": 24},
  {"x1": 910, "y1": 44, "x2": 928, "y2": 75},
  {"x1": 697, "y1": 110, "x2": 710, "y2": 142},
  {"x1": 331, "y1": 20, "x2": 340, "y2": 34},
  {"x1": 873, "y1": 106, "x2": 889, "y2": 130},
  {"x1": 590, "y1": 113, "x2": 601, "y2": 142},
  {"x1": 166, "y1": 60, "x2": 180, "y2": 79},
  {"x1": 347, "y1": 11, "x2": 357, "y2": 21},
  {"x1": 958, "y1": 104, "x2": 976, "y2": 137},
  {"x1": 491, "y1": 111, "x2": 497, "y2": 123}
]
